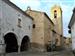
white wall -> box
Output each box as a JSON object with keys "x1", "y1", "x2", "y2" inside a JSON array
[
  {"x1": 0, "y1": 0, "x2": 33, "y2": 47},
  {"x1": 71, "y1": 13, "x2": 75, "y2": 50}
]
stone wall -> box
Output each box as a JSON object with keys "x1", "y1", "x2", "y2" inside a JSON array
[{"x1": 26, "y1": 9, "x2": 54, "y2": 52}]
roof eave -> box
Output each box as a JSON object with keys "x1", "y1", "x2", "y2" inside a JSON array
[
  {"x1": 2, "y1": 0, "x2": 33, "y2": 20},
  {"x1": 68, "y1": 8, "x2": 75, "y2": 29}
]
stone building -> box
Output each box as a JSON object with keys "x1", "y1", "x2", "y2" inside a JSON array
[
  {"x1": 0, "y1": 0, "x2": 33, "y2": 53},
  {"x1": 50, "y1": 5, "x2": 63, "y2": 49},
  {"x1": 64, "y1": 37, "x2": 72, "y2": 47},
  {"x1": 26, "y1": 7, "x2": 55, "y2": 52}
]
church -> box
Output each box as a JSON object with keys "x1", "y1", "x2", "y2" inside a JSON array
[
  {"x1": 0, "y1": 0, "x2": 63, "y2": 53},
  {"x1": 26, "y1": 5, "x2": 63, "y2": 51}
]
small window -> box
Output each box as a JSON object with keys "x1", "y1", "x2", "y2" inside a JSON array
[
  {"x1": 29, "y1": 26, "x2": 30, "y2": 30},
  {"x1": 54, "y1": 15, "x2": 57, "y2": 18},
  {"x1": 18, "y1": 18, "x2": 21, "y2": 28},
  {"x1": 68, "y1": 30, "x2": 71, "y2": 34},
  {"x1": 54, "y1": 10, "x2": 57, "y2": 12},
  {"x1": 33, "y1": 24, "x2": 35, "y2": 28},
  {"x1": 54, "y1": 10, "x2": 57, "y2": 18}
]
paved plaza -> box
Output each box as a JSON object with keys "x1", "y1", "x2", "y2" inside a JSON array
[{"x1": 4, "y1": 49, "x2": 74, "y2": 56}]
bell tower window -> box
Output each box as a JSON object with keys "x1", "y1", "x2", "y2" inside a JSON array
[{"x1": 54, "y1": 10, "x2": 57, "y2": 18}]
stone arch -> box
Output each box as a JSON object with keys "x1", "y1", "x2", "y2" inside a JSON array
[
  {"x1": 4, "y1": 32, "x2": 18, "y2": 53},
  {"x1": 20, "y1": 35, "x2": 30, "y2": 51}
]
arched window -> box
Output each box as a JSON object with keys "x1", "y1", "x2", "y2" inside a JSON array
[{"x1": 54, "y1": 10, "x2": 57, "y2": 18}]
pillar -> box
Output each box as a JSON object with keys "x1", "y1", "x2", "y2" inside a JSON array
[{"x1": 18, "y1": 45, "x2": 21, "y2": 53}]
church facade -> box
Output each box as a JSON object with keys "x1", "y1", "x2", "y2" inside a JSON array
[{"x1": 26, "y1": 7, "x2": 55, "y2": 52}]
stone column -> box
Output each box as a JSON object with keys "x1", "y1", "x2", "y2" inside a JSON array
[
  {"x1": 18, "y1": 45, "x2": 21, "y2": 53},
  {"x1": 0, "y1": 43, "x2": 6, "y2": 56}
]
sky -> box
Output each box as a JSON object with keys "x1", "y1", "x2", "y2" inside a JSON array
[{"x1": 10, "y1": 0, "x2": 75, "y2": 37}]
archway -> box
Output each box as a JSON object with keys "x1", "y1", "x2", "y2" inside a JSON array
[
  {"x1": 4, "y1": 33, "x2": 18, "y2": 53},
  {"x1": 20, "y1": 36, "x2": 30, "y2": 51}
]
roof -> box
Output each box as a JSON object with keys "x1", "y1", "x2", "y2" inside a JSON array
[
  {"x1": 2, "y1": 0, "x2": 33, "y2": 20},
  {"x1": 43, "y1": 12, "x2": 54, "y2": 25},
  {"x1": 68, "y1": 8, "x2": 75, "y2": 29},
  {"x1": 26, "y1": 9, "x2": 54, "y2": 25}
]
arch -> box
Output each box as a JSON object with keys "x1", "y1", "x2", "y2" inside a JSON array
[
  {"x1": 4, "y1": 32, "x2": 18, "y2": 53},
  {"x1": 20, "y1": 35, "x2": 30, "y2": 51}
]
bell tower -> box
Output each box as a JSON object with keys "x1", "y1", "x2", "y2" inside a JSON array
[
  {"x1": 50, "y1": 5, "x2": 63, "y2": 49},
  {"x1": 51, "y1": 5, "x2": 63, "y2": 34}
]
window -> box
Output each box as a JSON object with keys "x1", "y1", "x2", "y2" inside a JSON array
[
  {"x1": 29, "y1": 26, "x2": 30, "y2": 30},
  {"x1": 33, "y1": 24, "x2": 35, "y2": 28},
  {"x1": 54, "y1": 10, "x2": 56, "y2": 12},
  {"x1": 54, "y1": 15, "x2": 57, "y2": 18},
  {"x1": 68, "y1": 30, "x2": 71, "y2": 34},
  {"x1": 18, "y1": 18, "x2": 21, "y2": 28},
  {"x1": 54, "y1": 10, "x2": 57, "y2": 18}
]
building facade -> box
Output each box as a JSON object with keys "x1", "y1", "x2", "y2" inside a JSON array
[
  {"x1": 26, "y1": 7, "x2": 55, "y2": 52},
  {"x1": 0, "y1": 0, "x2": 33, "y2": 53},
  {"x1": 68, "y1": 8, "x2": 75, "y2": 54},
  {"x1": 50, "y1": 5, "x2": 63, "y2": 49}
]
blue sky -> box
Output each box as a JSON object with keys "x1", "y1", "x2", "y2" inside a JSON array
[{"x1": 10, "y1": 0, "x2": 75, "y2": 37}]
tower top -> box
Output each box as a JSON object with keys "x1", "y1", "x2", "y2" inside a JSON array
[
  {"x1": 51, "y1": 5, "x2": 62, "y2": 12},
  {"x1": 27, "y1": 6, "x2": 31, "y2": 11},
  {"x1": 50, "y1": 5, "x2": 62, "y2": 21}
]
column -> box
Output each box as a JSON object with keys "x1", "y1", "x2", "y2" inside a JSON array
[{"x1": 18, "y1": 45, "x2": 20, "y2": 53}]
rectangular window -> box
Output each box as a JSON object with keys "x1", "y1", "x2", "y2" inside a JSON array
[
  {"x1": 33, "y1": 24, "x2": 35, "y2": 28},
  {"x1": 54, "y1": 14, "x2": 57, "y2": 18},
  {"x1": 18, "y1": 18, "x2": 22, "y2": 28},
  {"x1": 54, "y1": 10, "x2": 57, "y2": 18}
]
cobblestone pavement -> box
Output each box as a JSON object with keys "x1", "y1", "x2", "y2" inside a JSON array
[
  {"x1": 5, "y1": 50, "x2": 74, "y2": 56},
  {"x1": 2, "y1": 46, "x2": 74, "y2": 56},
  {"x1": 50, "y1": 50, "x2": 74, "y2": 56}
]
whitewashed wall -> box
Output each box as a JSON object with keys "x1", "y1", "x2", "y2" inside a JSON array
[
  {"x1": 71, "y1": 13, "x2": 75, "y2": 50},
  {"x1": 0, "y1": 0, "x2": 33, "y2": 53}
]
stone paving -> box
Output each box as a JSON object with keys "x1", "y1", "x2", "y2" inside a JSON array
[
  {"x1": 0, "y1": 46, "x2": 74, "y2": 56},
  {"x1": 5, "y1": 50, "x2": 74, "y2": 56}
]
